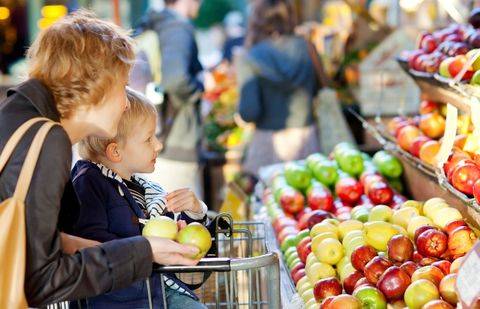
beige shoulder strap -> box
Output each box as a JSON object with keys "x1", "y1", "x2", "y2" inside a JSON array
[
  {"x1": 13, "y1": 122, "x2": 58, "y2": 202},
  {"x1": 0, "y1": 117, "x2": 50, "y2": 173}
]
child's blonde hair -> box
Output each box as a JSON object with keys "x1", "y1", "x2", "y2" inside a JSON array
[
  {"x1": 78, "y1": 88, "x2": 157, "y2": 161},
  {"x1": 27, "y1": 10, "x2": 135, "y2": 119}
]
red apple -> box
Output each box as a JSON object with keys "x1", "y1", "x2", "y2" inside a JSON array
[
  {"x1": 297, "y1": 237, "x2": 312, "y2": 264},
  {"x1": 408, "y1": 49, "x2": 426, "y2": 70},
  {"x1": 444, "y1": 219, "x2": 468, "y2": 235},
  {"x1": 400, "y1": 261, "x2": 419, "y2": 277},
  {"x1": 279, "y1": 187, "x2": 305, "y2": 214},
  {"x1": 376, "y1": 266, "x2": 411, "y2": 301},
  {"x1": 420, "y1": 257, "x2": 440, "y2": 266},
  {"x1": 439, "y1": 274, "x2": 458, "y2": 305},
  {"x1": 320, "y1": 296, "x2": 335, "y2": 309},
  {"x1": 411, "y1": 265, "x2": 445, "y2": 286},
  {"x1": 421, "y1": 34, "x2": 438, "y2": 53},
  {"x1": 387, "y1": 235, "x2": 414, "y2": 263},
  {"x1": 474, "y1": 179, "x2": 480, "y2": 205},
  {"x1": 364, "y1": 256, "x2": 393, "y2": 285},
  {"x1": 307, "y1": 210, "x2": 334, "y2": 229},
  {"x1": 366, "y1": 181, "x2": 394, "y2": 205},
  {"x1": 398, "y1": 125, "x2": 422, "y2": 152},
  {"x1": 414, "y1": 225, "x2": 437, "y2": 243},
  {"x1": 296, "y1": 211, "x2": 313, "y2": 231},
  {"x1": 343, "y1": 271, "x2": 364, "y2": 294},
  {"x1": 423, "y1": 300, "x2": 454, "y2": 309},
  {"x1": 277, "y1": 227, "x2": 299, "y2": 244},
  {"x1": 351, "y1": 245, "x2": 378, "y2": 272},
  {"x1": 335, "y1": 178, "x2": 363, "y2": 206},
  {"x1": 307, "y1": 186, "x2": 334, "y2": 212},
  {"x1": 361, "y1": 173, "x2": 384, "y2": 187},
  {"x1": 419, "y1": 113, "x2": 446, "y2": 139},
  {"x1": 413, "y1": 251, "x2": 424, "y2": 264},
  {"x1": 443, "y1": 151, "x2": 471, "y2": 181},
  {"x1": 420, "y1": 100, "x2": 439, "y2": 115},
  {"x1": 416, "y1": 229, "x2": 448, "y2": 258},
  {"x1": 354, "y1": 277, "x2": 374, "y2": 290},
  {"x1": 450, "y1": 160, "x2": 480, "y2": 195},
  {"x1": 314, "y1": 277, "x2": 343, "y2": 301},
  {"x1": 410, "y1": 136, "x2": 432, "y2": 157},
  {"x1": 448, "y1": 55, "x2": 473, "y2": 80},
  {"x1": 327, "y1": 294, "x2": 361, "y2": 309},
  {"x1": 292, "y1": 268, "x2": 306, "y2": 285},
  {"x1": 273, "y1": 217, "x2": 297, "y2": 234},
  {"x1": 388, "y1": 116, "x2": 408, "y2": 136},
  {"x1": 295, "y1": 207, "x2": 312, "y2": 221},
  {"x1": 432, "y1": 260, "x2": 451, "y2": 275},
  {"x1": 448, "y1": 225, "x2": 478, "y2": 257}
]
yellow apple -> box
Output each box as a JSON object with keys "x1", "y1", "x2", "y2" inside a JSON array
[
  {"x1": 338, "y1": 220, "x2": 364, "y2": 239},
  {"x1": 336, "y1": 256, "x2": 351, "y2": 271},
  {"x1": 407, "y1": 216, "x2": 434, "y2": 238},
  {"x1": 342, "y1": 230, "x2": 364, "y2": 247},
  {"x1": 313, "y1": 238, "x2": 345, "y2": 265},
  {"x1": 301, "y1": 288, "x2": 315, "y2": 303},
  {"x1": 310, "y1": 222, "x2": 338, "y2": 238},
  {"x1": 402, "y1": 200, "x2": 424, "y2": 215},
  {"x1": 142, "y1": 216, "x2": 178, "y2": 239},
  {"x1": 391, "y1": 207, "x2": 419, "y2": 229},
  {"x1": 363, "y1": 221, "x2": 399, "y2": 251},
  {"x1": 297, "y1": 276, "x2": 312, "y2": 295},
  {"x1": 392, "y1": 224, "x2": 409, "y2": 236},
  {"x1": 305, "y1": 298, "x2": 319, "y2": 309},
  {"x1": 307, "y1": 262, "x2": 336, "y2": 284},
  {"x1": 324, "y1": 218, "x2": 340, "y2": 226},
  {"x1": 431, "y1": 207, "x2": 463, "y2": 228},
  {"x1": 306, "y1": 252, "x2": 319, "y2": 270},
  {"x1": 423, "y1": 199, "x2": 448, "y2": 218},
  {"x1": 368, "y1": 205, "x2": 394, "y2": 222},
  {"x1": 339, "y1": 263, "x2": 356, "y2": 282}
]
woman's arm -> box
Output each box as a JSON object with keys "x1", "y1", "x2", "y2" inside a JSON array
[{"x1": 60, "y1": 232, "x2": 100, "y2": 255}]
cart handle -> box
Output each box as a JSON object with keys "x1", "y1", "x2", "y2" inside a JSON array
[{"x1": 153, "y1": 252, "x2": 279, "y2": 274}]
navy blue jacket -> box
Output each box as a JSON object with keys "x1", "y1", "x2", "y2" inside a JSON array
[{"x1": 71, "y1": 160, "x2": 198, "y2": 308}]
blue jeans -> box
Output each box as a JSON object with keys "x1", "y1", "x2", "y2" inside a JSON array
[{"x1": 165, "y1": 288, "x2": 206, "y2": 309}]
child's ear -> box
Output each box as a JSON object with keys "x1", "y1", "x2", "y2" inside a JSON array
[{"x1": 105, "y1": 143, "x2": 122, "y2": 163}]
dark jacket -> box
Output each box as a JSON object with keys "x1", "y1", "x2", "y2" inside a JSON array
[
  {"x1": 0, "y1": 79, "x2": 153, "y2": 307},
  {"x1": 146, "y1": 9, "x2": 204, "y2": 162},
  {"x1": 237, "y1": 36, "x2": 320, "y2": 130},
  {"x1": 70, "y1": 160, "x2": 198, "y2": 308}
]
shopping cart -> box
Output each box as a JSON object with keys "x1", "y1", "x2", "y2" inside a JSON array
[{"x1": 46, "y1": 214, "x2": 281, "y2": 309}]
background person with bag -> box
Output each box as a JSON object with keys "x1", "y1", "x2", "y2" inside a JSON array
[
  {"x1": 0, "y1": 11, "x2": 199, "y2": 308},
  {"x1": 237, "y1": 0, "x2": 328, "y2": 175}
]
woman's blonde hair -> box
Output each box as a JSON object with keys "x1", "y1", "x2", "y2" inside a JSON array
[
  {"x1": 78, "y1": 88, "x2": 157, "y2": 161},
  {"x1": 27, "y1": 10, "x2": 135, "y2": 119}
]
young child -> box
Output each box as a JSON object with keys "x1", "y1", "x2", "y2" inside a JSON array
[{"x1": 71, "y1": 88, "x2": 208, "y2": 308}]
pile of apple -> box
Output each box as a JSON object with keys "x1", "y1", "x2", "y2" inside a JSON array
[
  {"x1": 387, "y1": 100, "x2": 450, "y2": 166},
  {"x1": 282, "y1": 197, "x2": 478, "y2": 309},
  {"x1": 403, "y1": 8, "x2": 480, "y2": 85}
]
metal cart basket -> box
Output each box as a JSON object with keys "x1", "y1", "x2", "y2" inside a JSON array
[{"x1": 47, "y1": 214, "x2": 281, "y2": 309}]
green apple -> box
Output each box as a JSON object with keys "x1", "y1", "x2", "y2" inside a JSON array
[
  {"x1": 402, "y1": 200, "x2": 424, "y2": 215},
  {"x1": 301, "y1": 288, "x2": 315, "y2": 303},
  {"x1": 310, "y1": 222, "x2": 338, "y2": 238},
  {"x1": 312, "y1": 160, "x2": 339, "y2": 187},
  {"x1": 305, "y1": 298, "x2": 319, "y2": 309},
  {"x1": 351, "y1": 207, "x2": 370, "y2": 223},
  {"x1": 363, "y1": 221, "x2": 399, "y2": 251},
  {"x1": 471, "y1": 69, "x2": 480, "y2": 85},
  {"x1": 142, "y1": 216, "x2": 178, "y2": 239},
  {"x1": 404, "y1": 279, "x2": 440, "y2": 309},
  {"x1": 285, "y1": 162, "x2": 312, "y2": 191},
  {"x1": 342, "y1": 230, "x2": 364, "y2": 247},
  {"x1": 288, "y1": 257, "x2": 301, "y2": 270},
  {"x1": 369, "y1": 205, "x2": 394, "y2": 222},
  {"x1": 353, "y1": 286, "x2": 387, "y2": 309},
  {"x1": 176, "y1": 222, "x2": 212, "y2": 259},
  {"x1": 281, "y1": 235, "x2": 298, "y2": 252},
  {"x1": 306, "y1": 252, "x2": 319, "y2": 270},
  {"x1": 407, "y1": 216, "x2": 434, "y2": 238},
  {"x1": 333, "y1": 142, "x2": 356, "y2": 157},
  {"x1": 313, "y1": 238, "x2": 344, "y2": 265},
  {"x1": 336, "y1": 148, "x2": 365, "y2": 176},
  {"x1": 388, "y1": 177, "x2": 404, "y2": 193},
  {"x1": 286, "y1": 251, "x2": 299, "y2": 265},
  {"x1": 296, "y1": 276, "x2": 312, "y2": 295},
  {"x1": 338, "y1": 220, "x2": 364, "y2": 239},
  {"x1": 306, "y1": 153, "x2": 327, "y2": 172},
  {"x1": 372, "y1": 151, "x2": 403, "y2": 178},
  {"x1": 296, "y1": 229, "x2": 311, "y2": 244},
  {"x1": 307, "y1": 262, "x2": 336, "y2": 284},
  {"x1": 431, "y1": 207, "x2": 463, "y2": 228},
  {"x1": 339, "y1": 262, "x2": 356, "y2": 282},
  {"x1": 284, "y1": 247, "x2": 298, "y2": 260},
  {"x1": 336, "y1": 256, "x2": 351, "y2": 271},
  {"x1": 391, "y1": 207, "x2": 419, "y2": 229}
]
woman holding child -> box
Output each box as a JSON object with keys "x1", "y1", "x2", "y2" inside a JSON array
[{"x1": 0, "y1": 11, "x2": 204, "y2": 308}]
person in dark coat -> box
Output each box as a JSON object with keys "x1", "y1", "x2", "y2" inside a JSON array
[
  {"x1": 0, "y1": 11, "x2": 198, "y2": 307},
  {"x1": 237, "y1": 0, "x2": 327, "y2": 175}
]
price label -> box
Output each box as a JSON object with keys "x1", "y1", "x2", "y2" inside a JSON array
[{"x1": 456, "y1": 241, "x2": 480, "y2": 307}]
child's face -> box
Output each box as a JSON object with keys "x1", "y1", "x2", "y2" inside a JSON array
[{"x1": 119, "y1": 116, "x2": 161, "y2": 175}]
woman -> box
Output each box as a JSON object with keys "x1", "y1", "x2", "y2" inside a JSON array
[
  {"x1": 0, "y1": 11, "x2": 199, "y2": 307},
  {"x1": 237, "y1": 0, "x2": 327, "y2": 175}
]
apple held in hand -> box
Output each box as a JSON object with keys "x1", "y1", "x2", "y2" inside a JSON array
[
  {"x1": 416, "y1": 229, "x2": 448, "y2": 258},
  {"x1": 353, "y1": 286, "x2": 387, "y2": 309},
  {"x1": 376, "y1": 266, "x2": 411, "y2": 301},
  {"x1": 142, "y1": 216, "x2": 178, "y2": 239},
  {"x1": 387, "y1": 235, "x2": 414, "y2": 263},
  {"x1": 176, "y1": 222, "x2": 212, "y2": 259},
  {"x1": 313, "y1": 277, "x2": 342, "y2": 302},
  {"x1": 364, "y1": 256, "x2": 393, "y2": 285}
]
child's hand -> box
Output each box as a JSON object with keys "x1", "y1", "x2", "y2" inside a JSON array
[
  {"x1": 177, "y1": 220, "x2": 187, "y2": 230},
  {"x1": 166, "y1": 188, "x2": 203, "y2": 214}
]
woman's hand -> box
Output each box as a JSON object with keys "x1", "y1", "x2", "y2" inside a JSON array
[
  {"x1": 60, "y1": 232, "x2": 101, "y2": 255},
  {"x1": 146, "y1": 236, "x2": 199, "y2": 266},
  {"x1": 166, "y1": 188, "x2": 203, "y2": 214}
]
